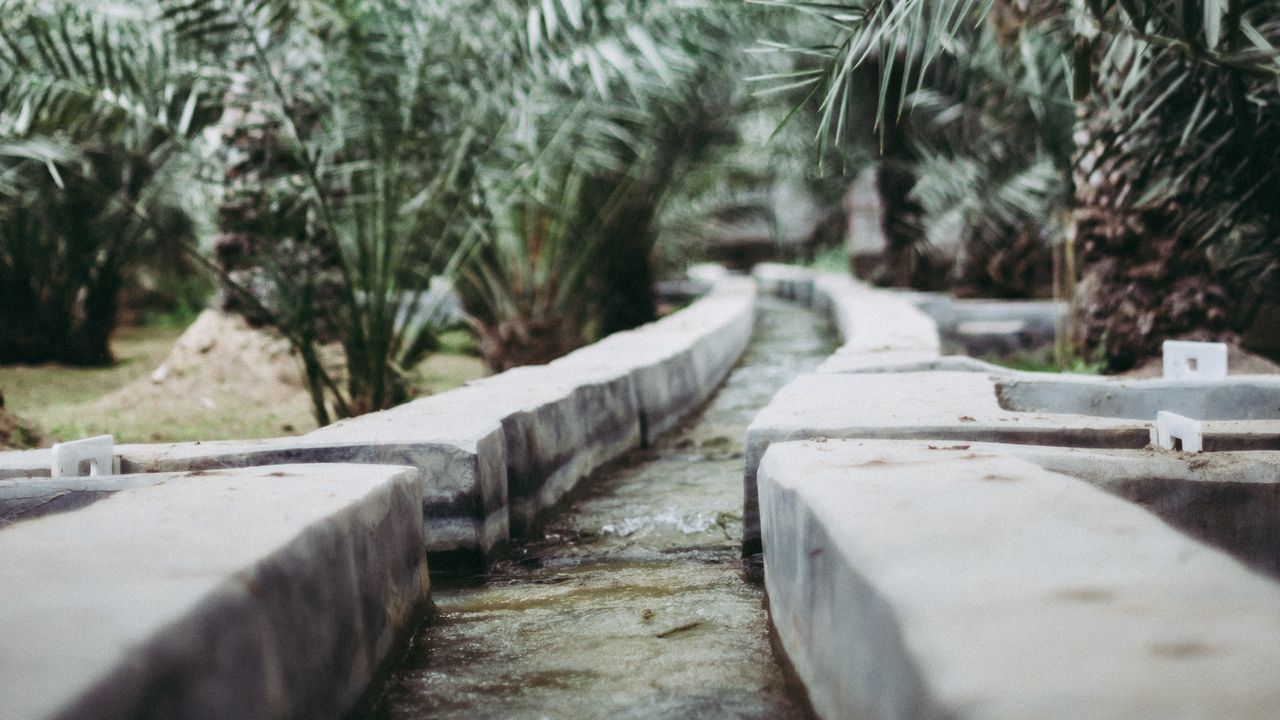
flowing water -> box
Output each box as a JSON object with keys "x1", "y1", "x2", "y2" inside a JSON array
[{"x1": 367, "y1": 296, "x2": 835, "y2": 720}]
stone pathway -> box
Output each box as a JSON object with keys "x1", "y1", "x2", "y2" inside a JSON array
[{"x1": 367, "y1": 296, "x2": 834, "y2": 719}]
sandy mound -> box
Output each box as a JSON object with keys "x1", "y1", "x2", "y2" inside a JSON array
[
  {"x1": 97, "y1": 310, "x2": 310, "y2": 414},
  {"x1": 1117, "y1": 342, "x2": 1280, "y2": 378}
]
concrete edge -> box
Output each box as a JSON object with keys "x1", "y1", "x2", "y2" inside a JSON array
[{"x1": 0, "y1": 464, "x2": 431, "y2": 720}]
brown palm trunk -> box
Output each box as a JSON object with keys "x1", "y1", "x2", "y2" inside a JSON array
[{"x1": 1070, "y1": 106, "x2": 1235, "y2": 372}]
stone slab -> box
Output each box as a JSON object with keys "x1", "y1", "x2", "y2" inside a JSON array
[
  {"x1": 743, "y1": 371, "x2": 1280, "y2": 552},
  {"x1": 555, "y1": 275, "x2": 755, "y2": 445},
  {"x1": 0, "y1": 412, "x2": 506, "y2": 558},
  {"x1": 463, "y1": 363, "x2": 641, "y2": 537},
  {"x1": 0, "y1": 463, "x2": 429, "y2": 720},
  {"x1": 759, "y1": 439, "x2": 1280, "y2": 720}
]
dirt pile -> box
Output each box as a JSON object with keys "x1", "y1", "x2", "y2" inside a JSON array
[{"x1": 93, "y1": 310, "x2": 315, "y2": 431}]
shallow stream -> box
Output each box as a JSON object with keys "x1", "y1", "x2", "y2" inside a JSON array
[{"x1": 367, "y1": 296, "x2": 834, "y2": 719}]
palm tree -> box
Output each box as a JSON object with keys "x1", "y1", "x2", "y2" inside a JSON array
[
  {"x1": 0, "y1": 1, "x2": 215, "y2": 365},
  {"x1": 1069, "y1": 1, "x2": 1280, "y2": 369},
  {"x1": 454, "y1": 0, "x2": 756, "y2": 368},
  {"x1": 760, "y1": 0, "x2": 1280, "y2": 369},
  {"x1": 3, "y1": 0, "x2": 788, "y2": 419}
]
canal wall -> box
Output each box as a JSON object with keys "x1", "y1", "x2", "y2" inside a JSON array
[
  {"x1": 0, "y1": 464, "x2": 429, "y2": 720},
  {"x1": 759, "y1": 439, "x2": 1280, "y2": 720},
  {"x1": 0, "y1": 272, "x2": 756, "y2": 720},
  {"x1": 748, "y1": 264, "x2": 1280, "y2": 719},
  {"x1": 0, "y1": 273, "x2": 755, "y2": 559},
  {"x1": 744, "y1": 264, "x2": 1280, "y2": 551}
]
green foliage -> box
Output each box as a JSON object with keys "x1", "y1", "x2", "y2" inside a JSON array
[
  {"x1": 759, "y1": 0, "x2": 1280, "y2": 358},
  {"x1": 0, "y1": 1, "x2": 212, "y2": 365},
  {"x1": 2, "y1": 0, "x2": 790, "y2": 423},
  {"x1": 454, "y1": 0, "x2": 761, "y2": 367}
]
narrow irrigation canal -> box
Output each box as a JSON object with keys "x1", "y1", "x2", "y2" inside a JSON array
[{"x1": 367, "y1": 297, "x2": 835, "y2": 719}]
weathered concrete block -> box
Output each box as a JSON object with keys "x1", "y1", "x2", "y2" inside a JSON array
[
  {"x1": 555, "y1": 276, "x2": 755, "y2": 445},
  {"x1": 465, "y1": 363, "x2": 641, "y2": 536},
  {"x1": 300, "y1": 397, "x2": 509, "y2": 557},
  {"x1": 759, "y1": 439, "x2": 1280, "y2": 720},
  {"x1": 0, "y1": 410, "x2": 507, "y2": 558},
  {"x1": 743, "y1": 371, "x2": 1280, "y2": 552},
  {"x1": 0, "y1": 464, "x2": 429, "y2": 720}
]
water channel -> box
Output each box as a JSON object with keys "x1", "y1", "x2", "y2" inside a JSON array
[{"x1": 366, "y1": 296, "x2": 835, "y2": 719}]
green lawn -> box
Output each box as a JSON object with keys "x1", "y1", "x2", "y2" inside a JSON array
[{"x1": 0, "y1": 324, "x2": 486, "y2": 448}]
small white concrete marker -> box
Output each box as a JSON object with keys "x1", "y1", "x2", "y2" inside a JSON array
[
  {"x1": 1163, "y1": 340, "x2": 1227, "y2": 379},
  {"x1": 50, "y1": 435, "x2": 118, "y2": 478},
  {"x1": 1150, "y1": 411, "x2": 1204, "y2": 453}
]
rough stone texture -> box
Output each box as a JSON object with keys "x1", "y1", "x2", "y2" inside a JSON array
[
  {"x1": 743, "y1": 371, "x2": 1280, "y2": 551},
  {"x1": 0, "y1": 464, "x2": 430, "y2": 720},
  {"x1": 758, "y1": 439, "x2": 1280, "y2": 720},
  {"x1": 555, "y1": 276, "x2": 755, "y2": 445},
  {"x1": 463, "y1": 363, "x2": 640, "y2": 537}
]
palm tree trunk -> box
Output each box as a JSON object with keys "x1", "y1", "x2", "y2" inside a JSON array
[{"x1": 1070, "y1": 105, "x2": 1235, "y2": 372}]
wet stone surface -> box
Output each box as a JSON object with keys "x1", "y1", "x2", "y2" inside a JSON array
[{"x1": 367, "y1": 296, "x2": 834, "y2": 720}]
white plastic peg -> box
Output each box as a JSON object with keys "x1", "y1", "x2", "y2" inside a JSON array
[
  {"x1": 1149, "y1": 411, "x2": 1204, "y2": 453},
  {"x1": 1162, "y1": 340, "x2": 1227, "y2": 380},
  {"x1": 50, "y1": 435, "x2": 118, "y2": 478}
]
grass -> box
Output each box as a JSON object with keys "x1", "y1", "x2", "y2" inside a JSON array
[
  {"x1": 0, "y1": 323, "x2": 487, "y2": 448},
  {"x1": 1, "y1": 325, "x2": 182, "y2": 409},
  {"x1": 806, "y1": 245, "x2": 849, "y2": 273},
  {"x1": 979, "y1": 346, "x2": 1106, "y2": 374}
]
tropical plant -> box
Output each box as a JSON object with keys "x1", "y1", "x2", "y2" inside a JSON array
[
  {"x1": 454, "y1": 0, "x2": 755, "y2": 368},
  {"x1": 0, "y1": 1, "x2": 215, "y2": 365},
  {"x1": 3, "y1": 0, "x2": 794, "y2": 422},
  {"x1": 168, "y1": 0, "x2": 482, "y2": 420},
  {"x1": 2, "y1": 0, "x2": 486, "y2": 422},
  {"x1": 759, "y1": 0, "x2": 1280, "y2": 369}
]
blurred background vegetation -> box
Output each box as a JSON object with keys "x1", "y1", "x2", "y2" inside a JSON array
[{"x1": 1, "y1": 0, "x2": 1277, "y2": 445}]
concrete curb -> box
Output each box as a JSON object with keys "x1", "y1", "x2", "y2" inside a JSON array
[
  {"x1": 0, "y1": 464, "x2": 429, "y2": 720},
  {"x1": 742, "y1": 371, "x2": 1280, "y2": 550},
  {"x1": 760, "y1": 439, "x2": 1280, "y2": 720}
]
